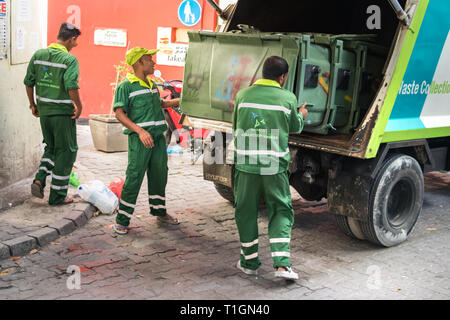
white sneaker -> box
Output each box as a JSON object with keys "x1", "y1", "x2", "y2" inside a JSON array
[
  {"x1": 236, "y1": 260, "x2": 258, "y2": 275},
  {"x1": 274, "y1": 267, "x2": 299, "y2": 280}
]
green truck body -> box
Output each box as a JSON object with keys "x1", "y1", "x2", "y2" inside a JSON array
[{"x1": 180, "y1": 0, "x2": 450, "y2": 246}]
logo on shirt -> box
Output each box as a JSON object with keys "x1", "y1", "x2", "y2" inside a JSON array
[
  {"x1": 41, "y1": 66, "x2": 54, "y2": 83},
  {"x1": 252, "y1": 112, "x2": 266, "y2": 129}
]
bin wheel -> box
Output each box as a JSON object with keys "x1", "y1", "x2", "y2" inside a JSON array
[
  {"x1": 360, "y1": 154, "x2": 424, "y2": 247},
  {"x1": 289, "y1": 171, "x2": 326, "y2": 202},
  {"x1": 335, "y1": 215, "x2": 366, "y2": 240},
  {"x1": 214, "y1": 182, "x2": 234, "y2": 203}
]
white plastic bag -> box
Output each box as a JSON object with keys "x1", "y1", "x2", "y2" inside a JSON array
[{"x1": 78, "y1": 180, "x2": 118, "y2": 215}]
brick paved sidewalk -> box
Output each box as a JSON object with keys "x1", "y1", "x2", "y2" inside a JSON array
[{"x1": 0, "y1": 124, "x2": 449, "y2": 300}]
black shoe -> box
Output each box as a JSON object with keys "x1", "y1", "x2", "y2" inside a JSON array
[{"x1": 31, "y1": 182, "x2": 44, "y2": 199}]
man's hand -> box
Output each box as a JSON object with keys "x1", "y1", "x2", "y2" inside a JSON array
[
  {"x1": 30, "y1": 104, "x2": 39, "y2": 118},
  {"x1": 138, "y1": 129, "x2": 154, "y2": 148},
  {"x1": 72, "y1": 106, "x2": 82, "y2": 119},
  {"x1": 298, "y1": 102, "x2": 309, "y2": 120},
  {"x1": 161, "y1": 98, "x2": 180, "y2": 109}
]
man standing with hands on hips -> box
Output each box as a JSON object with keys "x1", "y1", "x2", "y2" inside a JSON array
[
  {"x1": 24, "y1": 22, "x2": 82, "y2": 205},
  {"x1": 112, "y1": 47, "x2": 181, "y2": 235},
  {"x1": 233, "y1": 56, "x2": 308, "y2": 280}
]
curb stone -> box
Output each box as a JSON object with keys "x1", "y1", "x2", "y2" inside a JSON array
[{"x1": 0, "y1": 203, "x2": 96, "y2": 261}]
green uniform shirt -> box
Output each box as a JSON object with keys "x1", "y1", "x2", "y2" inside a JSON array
[
  {"x1": 24, "y1": 43, "x2": 80, "y2": 116},
  {"x1": 113, "y1": 73, "x2": 168, "y2": 136},
  {"x1": 233, "y1": 79, "x2": 304, "y2": 175}
]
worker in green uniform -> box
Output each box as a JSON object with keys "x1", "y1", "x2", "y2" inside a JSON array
[
  {"x1": 24, "y1": 22, "x2": 83, "y2": 205},
  {"x1": 233, "y1": 56, "x2": 308, "y2": 280},
  {"x1": 112, "y1": 47, "x2": 181, "y2": 235}
]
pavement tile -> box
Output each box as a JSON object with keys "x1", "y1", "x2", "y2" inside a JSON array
[
  {"x1": 2, "y1": 236, "x2": 37, "y2": 257},
  {"x1": 48, "y1": 219, "x2": 77, "y2": 236},
  {"x1": 27, "y1": 227, "x2": 59, "y2": 247}
]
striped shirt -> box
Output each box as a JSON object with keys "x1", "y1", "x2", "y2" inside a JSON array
[
  {"x1": 24, "y1": 43, "x2": 79, "y2": 116},
  {"x1": 232, "y1": 79, "x2": 304, "y2": 175},
  {"x1": 113, "y1": 73, "x2": 167, "y2": 136}
]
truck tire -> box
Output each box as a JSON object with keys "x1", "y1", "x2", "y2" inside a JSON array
[
  {"x1": 214, "y1": 182, "x2": 234, "y2": 203},
  {"x1": 335, "y1": 215, "x2": 366, "y2": 240},
  {"x1": 360, "y1": 154, "x2": 424, "y2": 247}
]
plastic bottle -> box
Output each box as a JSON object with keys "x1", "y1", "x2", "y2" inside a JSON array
[
  {"x1": 69, "y1": 172, "x2": 80, "y2": 187},
  {"x1": 78, "y1": 180, "x2": 118, "y2": 215}
]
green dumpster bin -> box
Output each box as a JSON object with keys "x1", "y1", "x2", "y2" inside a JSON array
[{"x1": 181, "y1": 31, "x2": 301, "y2": 123}]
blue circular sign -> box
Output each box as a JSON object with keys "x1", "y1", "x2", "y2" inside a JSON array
[{"x1": 178, "y1": 0, "x2": 202, "y2": 27}]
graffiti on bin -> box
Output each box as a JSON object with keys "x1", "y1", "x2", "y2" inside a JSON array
[{"x1": 216, "y1": 56, "x2": 255, "y2": 109}]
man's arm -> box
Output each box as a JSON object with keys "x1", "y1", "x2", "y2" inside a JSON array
[
  {"x1": 25, "y1": 86, "x2": 39, "y2": 118},
  {"x1": 161, "y1": 98, "x2": 180, "y2": 109},
  {"x1": 68, "y1": 89, "x2": 83, "y2": 119},
  {"x1": 115, "y1": 107, "x2": 154, "y2": 148}
]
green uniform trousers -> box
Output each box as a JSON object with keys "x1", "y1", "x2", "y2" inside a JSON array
[
  {"x1": 35, "y1": 116, "x2": 78, "y2": 205},
  {"x1": 116, "y1": 133, "x2": 168, "y2": 227},
  {"x1": 234, "y1": 170, "x2": 294, "y2": 270}
]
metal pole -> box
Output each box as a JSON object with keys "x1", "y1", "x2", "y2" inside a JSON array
[
  {"x1": 388, "y1": 0, "x2": 410, "y2": 26},
  {"x1": 205, "y1": 0, "x2": 225, "y2": 18}
]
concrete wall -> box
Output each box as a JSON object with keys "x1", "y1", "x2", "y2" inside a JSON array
[{"x1": 0, "y1": 0, "x2": 47, "y2": 189}]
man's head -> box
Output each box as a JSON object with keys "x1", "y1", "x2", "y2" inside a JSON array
[
  {"x1": 262, "y1": 56, "x2": 289, "y2": 86},
  {"x1": 57, "y1": 22, "x2": 81, "y2": 52},
  {"x1": 126, "y1": 47, "x2": 159, "y2": 76}
]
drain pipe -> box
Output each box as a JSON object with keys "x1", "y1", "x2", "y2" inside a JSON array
[{"x1": 388, "y1": 0, "x2": 411, "y2": 26}]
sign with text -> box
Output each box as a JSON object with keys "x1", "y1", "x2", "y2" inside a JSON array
[
  {"x1": 0, "y1": 0, "x2": 7, "y2": 17},
  {"x1": 94, "y1": 28, "x2": 127, "y2": 47},
  {"x1": 156, "y1": 27, "x2": 188, "y2": 67}
]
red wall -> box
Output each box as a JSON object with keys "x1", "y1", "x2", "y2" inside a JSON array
[{"x1": 47, "y1": 0, "x2": 217, "y2": 118}]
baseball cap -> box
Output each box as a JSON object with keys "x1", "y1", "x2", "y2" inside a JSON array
[{"x1": 126, "y1": 47, "x2": 159, "y2": 66}]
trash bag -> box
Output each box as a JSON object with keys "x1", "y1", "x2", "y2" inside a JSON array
[
  {"x1": 78, "y1": 180, "x2": 118, "y2": 215},
  {"x1": 108, "y1": 178, "x2": 124, "y2": 200}
]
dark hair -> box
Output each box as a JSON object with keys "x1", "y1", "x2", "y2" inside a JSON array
[
  {"x1": 57, "y1": 22, "x2": 81, "y2": 41},
  {"x1": 262, "y1": 56, "x2": 289, "y2": 80}
]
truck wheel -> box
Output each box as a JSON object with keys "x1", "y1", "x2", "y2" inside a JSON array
[
  {"x1": 360, "y1": 154, "x2": 424, "y2": 247},
  {"x1": 335, "y1": 215, "x2": 366, "y2": 240},
  {"x1": 214, "y1": 182, "x2": 234, "y2": 203}
]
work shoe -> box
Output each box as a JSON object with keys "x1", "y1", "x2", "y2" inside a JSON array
[
  {"x1": 157, "y1": 214, "x2": 180, "y2": 225},
  {"x1": 274, "y1": 267, "x2": 299, "y2": 280},
  {"x1": 31, "y1": 181, "x2": 44, "y2": 199},
  {"x1": 236, "y1": 260, "x2": 258, "y2": 275}
]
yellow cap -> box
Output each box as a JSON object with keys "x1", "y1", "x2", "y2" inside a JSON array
[{"x1": 126, "y1": 47, "x2": 159, "y2": 66}]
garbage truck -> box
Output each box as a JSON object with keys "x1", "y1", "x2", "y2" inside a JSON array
[{"x1": 179, "y1": 0, "x2": 450, "y2": 247}]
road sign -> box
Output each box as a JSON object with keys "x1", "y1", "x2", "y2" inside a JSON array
[{"x1": 178, "y1": 0, "x2": 202, "y2": 27}]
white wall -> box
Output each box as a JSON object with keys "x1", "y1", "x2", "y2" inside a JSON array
[{"x1": 0, "y1": 0, "x2": 48, "y2": 189}]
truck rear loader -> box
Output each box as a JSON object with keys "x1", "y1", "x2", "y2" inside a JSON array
[{"x1": 179, "y1": 0, "x2": 450, "y2": 247}]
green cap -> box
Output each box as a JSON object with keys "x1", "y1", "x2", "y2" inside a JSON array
[{"x1": 126, "y1": 47, "x2": 159, "y2": 66}]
